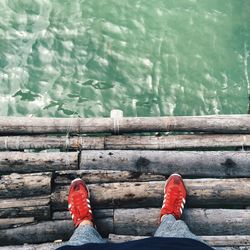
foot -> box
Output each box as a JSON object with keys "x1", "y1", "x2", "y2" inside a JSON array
[
  {"x1": 68, "y1": 178, "x2": 94, "y2": 227},
  {"x1": 160, "y1": 173, "x2": 187, "y2": 220}
]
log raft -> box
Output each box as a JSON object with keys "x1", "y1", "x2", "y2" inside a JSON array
[
  {"x1": 1, "y1": 111, "x2": 250, "y2": 248},
  {"x1": 1, "y1": 114, "x2": 250, "y2": 135},
  {"x1": 1, "y1": 134, "x2": 250, "y2": 150}
]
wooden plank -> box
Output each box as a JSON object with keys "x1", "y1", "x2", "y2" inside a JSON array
[
  {"x1": 1, "y1": 209, "x2": 249, "y2": 245},
  {"x1": 109, "y1": 234, "x2": 250, "y2": 247},
  {"x1": 0, "y1": 152, "x2": 78, "y2": 174},
  {"x1": 0, "y1": 196, "x2": 50, "y2": 219},
  {"x1": 54, "y1": 170, "x2": 165, "y2": 185},
  {"x1": 2, "y1": 134, "x2": 250, "y2": 150},
  {"x1": 1, "y1": 115, "x2": 250, "y2": 135},
  {"x1": 52, "y1": 178, "x2": 250, "y2": 210},
  {"x1": 80, "y1": 150, "x2": 250, "y2": 177},
  {"x1": 0, "y1": 173, "x2": 52, "y2": 198},
  {"x1": 0, "y1": 217, "x2": 34, "y2": 229},
  {"x1": 114, "y1": 208, "x2": 250, "y2": 236}
]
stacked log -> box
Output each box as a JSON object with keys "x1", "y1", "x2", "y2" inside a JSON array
[
  {"x1": 1, "y1": 134, "x2": 250, "y2": 151},
  {"x1": 80, "y1": 150, "x2": 250, "y2": 177},
  {"x1": 1, "y1": 115, "x2": 250, "y2": 134},
  {"x1": 1, "y1": 208, "x2": 250, "y2": 245},
  {"x1": 0, "y1": 152, "x2": 78, "y2": 174},
  {"x1": 1, "y1": 112, "x2": 250, "y2": 248}
]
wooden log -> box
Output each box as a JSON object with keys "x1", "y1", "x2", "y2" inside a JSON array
[
  {"x1": 52, "y1": 209, "x2": 114, "y2": 236},
  {"x1": 108, "y1": 234, "x2": 250, "y2": 246},
  {"x1": 114, "y1": 208, "x2": 250, "y2": 236},
  {"x1": 1, "y1": 242, "x2": 249, "y2": 250},
  {"x1": 201, "y1": 236, "x2": 250, "y2": 247},
  {"x1": 0, "y1": 152, "x2": 78, "y2": 174},
  {"x1": 52, "y1": 209, "x2": 113, "y2": 220},
  {"x1": 0, "y1": 244, "x2": 247, "y2": 250},
  {"x1": 1, "y1": 115, "x2": 250, "y2": 135},
  {"x1": 80, "y1": 150, "x2": 250, "y2": 177},
  {"x1": 54, "y1": 170, "x2": 165, "y2": 185},
  {"x1": 1, "y1": 209, "x2": 250, "y2": 245},
  {"x1": 0, "y1": 196, "x2": 50, "y2": 219},
  {"x1": 2, "y1": 134, "x2": 250, "y2": 150},
  {"x1": 0, "y1": 242, "x2": 63, "y2": 250},
  {"x1": 0, "y1": 217, "x2": 112, "y2": 245},
  {"x1": 0, "y1": 220, "x2": 74, "y2": 246},
  {"x1": 52, "y1": 178, "x2": 250, "y2": 210},
  {"x1": 0, "y1": 217, "x2": 34, "y2": 229},
  {"x1": 105, "y1": 134, "x2": 250, "y2": 150},
  {"x1": 0, "y1": 135, "x2": 104, "y2": 150},
  {"x1": 0, "y1": 173, "x2": 51, "y2": 198}
]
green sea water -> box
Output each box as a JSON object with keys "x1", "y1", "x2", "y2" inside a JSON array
[{"x1": 0, "y1": 0, "x2": 249, "y2": 117}]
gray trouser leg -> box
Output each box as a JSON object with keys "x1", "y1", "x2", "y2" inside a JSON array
[
  {"x1": 67, "y1": 225, "x2": 107, "y2": 246},
  {"x1": 154, "y1": 214, "x2": 203, "y2": 242}
]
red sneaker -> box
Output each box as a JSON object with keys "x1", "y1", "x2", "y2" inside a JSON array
[
  {"x1": 160, "y1": 174, "x2": 187, "y2": 221},
  {"x1": 68, "y1": 178, "x2": 94, "y2": 227}
]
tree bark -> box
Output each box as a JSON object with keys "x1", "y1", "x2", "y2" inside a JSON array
[
  {"x1": 54, "y1": 170, "x2": 165, "y2": 185},
  {"x1": 0, "y1": 217, "x2": 34, "y2": 229},
  {"x1": 114, "y1": 208, "x2": 250, "y2": 236},
  {"x1": 108, "y1": 234, "x2": 250, "y2": 247},
  {"x1": 0, "y1": 196, "x2": 50, "y2": 219},
  {"x1": 80, "y1": 150, "x2": 250, "y2": 177},
  {"x1": 52, "y1": 178, "x2": 250, "y2": 210},
  {"x1": 1, "y1": 242, "x2": 248, "y2": 250},
  {"x1": 1, "y1": 134, "x2": 250, "y2": 150},
  {"x1": 0, "y1": 152, "x2": 78, "y2": 174},
  {"x1": 1, "y1": 208, "x2": 250, "y2": 245},
  {"x1": 0, "y1": 173, "x2": 52, "y2": 198},
  {"x1": 1, "y1": 115, "x2": 250, "y2": 135}
]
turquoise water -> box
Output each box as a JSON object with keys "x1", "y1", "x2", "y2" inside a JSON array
[{"x1": 0, "y1": 0, "x2": 249, "y2": 117}]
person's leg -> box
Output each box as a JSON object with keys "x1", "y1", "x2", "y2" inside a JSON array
[
  {"x1": 154, "y1": 174, "x2": 204, "y2": 243},
  {"x1": 67, "y1": 224, "x2": 106, "y2": 246},
  {"x1": 66, "y1": 178, "x2": 107, "y2": 246},
  {"x1": 154, "y1": 214, "x2": 202, "y2": 242}
]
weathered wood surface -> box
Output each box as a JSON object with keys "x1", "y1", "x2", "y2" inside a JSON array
[
  {"x1": 0, "y1": 152, "x2": 78, "y2": 174},
  {"x1": 0, "y1": 220, "x2": 74, "y2": 246},
  {"x1": 1, "y1": 115, "x2": 250, "y2": 135},
  {"x1": 54, "y1": 178, "x2": 248, "y2": 209},
  {"x1": 109, "y1": 234, "x2": 250, "y2": 246},
  {"x1": 0, "y1": 173, "x2": 52, "y2": 198},
  {"x1": 0, "y1": 242, "x2": 63, "y2": 250},
  {"x1": 2, "y1": 134, "x2": 250, "y2": 150},
  {"x1": 0, "y1": 136, "x2": 104, "y2": 150},
  {"x1": 0, "y1": 242, "x2": 248, "y2": 250},
  {"x1": 80, "y1": 150, "x2": 250, "y2": 177},
  {"x1": 0, "y1": 245, "x2": 247, "y2": 250},
  {"x1": 54, "y1": 170, "x2": 165, "y2": 185},
  {"x1": 52, "y1": 209, "x2": 114, "y2": 220},
  {"x1": 1, "y1": 209, "x2": 250, "y2": 245},
  {"x1": 113, "y1": 208, "x2": 250, "y2": 236},
  {"x1": 0, "y1": 217, "x2": 34, "y2": 229},
  {"x1": 52, "y1": 178, "x2": 250, "y2": 210},
  {"x1": 105, "y1": 134, "x2": 250, "y2": 150},
  {"x1": 0, "y1": 196, "x2": 50, "y2": 219}
]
